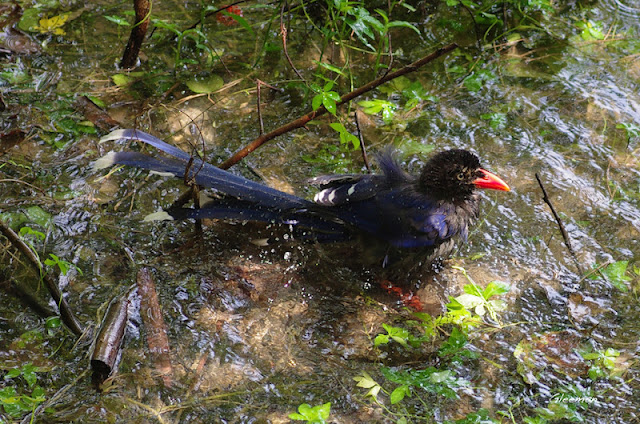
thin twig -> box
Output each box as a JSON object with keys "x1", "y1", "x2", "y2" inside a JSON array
[
  {"x1": 0, "y1": 221, "x2": 83, "y2": 336},
  {"x1": 255, "y1": 79, "x2": 282, "y2": 135},
  {"x1": 218, "y1": 43, "x2": 458, "y2": 169},
  {"x1": 280, "y1": 1, "x2": 305, "y2": 81},
  {"x1": 381, "y1": 0, "x2": 394, "y2": 77},
  {"x1": 535, "y1": 173, "x2": 584, "y2": 274},
  {"x1": 257, "y1": 80, "x2": 265, "y2": 135},
  {"x1": 354, "y1": 111, "x2": 371, "y2": 173},
  {"x1": 460, "y1": 3, "x2": 482, "y2": 48}
]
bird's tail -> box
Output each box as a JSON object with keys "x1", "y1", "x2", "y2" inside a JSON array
[
  {"x1": 95, "y1": 129, "x2": 310, "y2": 209},
  {"x1": 94, "y1": 129, "x2": 351, "y2": 241}
]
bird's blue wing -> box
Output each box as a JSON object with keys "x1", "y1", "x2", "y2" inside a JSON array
[
  {"x1": 310, "y1": 174, "x2": 388, "y2": 206},
  {"x1": 333, "y1": 188, "x2": 461, "y2": 249}
]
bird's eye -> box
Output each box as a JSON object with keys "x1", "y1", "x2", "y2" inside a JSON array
[{"x1": 456, "y1": 172, "x2": 465, "y2": 181}]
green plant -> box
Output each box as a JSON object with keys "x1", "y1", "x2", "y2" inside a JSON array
[
  {"x1": 375, "y1": 323, "x2": 421, "y2": 348},
  {"x1": 361, "y1": 268, "x2": 510, "y2": 421},
  {"x1": 533, "y1": 386, "x2": 595, "y2": 422},
  {"x1": 616, "y1": 122, "x2": 640, "y2": 144},
  {"x1": 588, "y1": 260, "x2": 632, "y2": 292},
  {"x1": 289, "y1": 402, "x2": 331, "y2": 423},
  {"x1": 576, "y1": 19, "x2": 605, "y2": 41},
  {"x1": 448, "y1": 266, "x2": 509, "y2": 323},
  {"x1": 323, "y1": 1, "x2": 419, "y2": 61},
  {"x1": 480, "y1": 111, "x2": 507, "y2": 129},
  {"x1": 358, "y1": 99, "x2": 397, "y2": 124},
  {"x1": 329, "y1": 122, "x2": 360, "y2": 150},
  {"x1": 381, "y1": 366, "x2": 468, "y2": 403},
  {"x1": 311, "y1": 81, "x2": 341, "y2": 116},
  {"x1": 1, "y1": 364, "x2": 46, "y2": 419},
  {"x1": 44, "y1": 253, "x2": 82, "y2": 276},
  {"x1": 443, "y1": 0, "x2": 555, "y2": 43},
  {"x1": 153, "y1": 19, "x2": 213, "y2": 67},
  {"x1": 580, "y1": 347, "x2": 622, "y2": 379},
  {"x1": 463, "y1": 68, "x2": 497, "y2": 92},
  {"x1": 438, "y1": 327, "x2": 478, "y2": 363}
]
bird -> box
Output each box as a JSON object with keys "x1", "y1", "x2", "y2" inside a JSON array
[{"x1": 94, "y1": 129, "x2": 510, "y2": 268}]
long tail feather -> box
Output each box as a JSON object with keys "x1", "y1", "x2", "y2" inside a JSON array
[{"x1": 95, "y1": 130, "x2": 310, "y2": 209}]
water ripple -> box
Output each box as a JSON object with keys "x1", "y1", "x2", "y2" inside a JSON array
[{"x1": 601, "y1": 0, "x2": 640, "y2": 18}]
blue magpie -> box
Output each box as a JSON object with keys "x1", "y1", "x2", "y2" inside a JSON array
[{"x1": 95, "y1": 129, "x2": 509, "y2": 264}]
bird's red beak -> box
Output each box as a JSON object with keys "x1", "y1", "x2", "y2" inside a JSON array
[{"x1": 473, "y1": 169, "x2": 510, "y2": 191}]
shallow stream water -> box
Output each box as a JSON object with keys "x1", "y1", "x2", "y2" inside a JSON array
[{"x1": 1, "y1": 1, "x2": 639, "y2": 422}]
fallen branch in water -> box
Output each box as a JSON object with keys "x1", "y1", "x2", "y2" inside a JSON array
[
  {"x1": 218, "y1": 43, "x2": 458, "y2": 169},
  {"x1": 137, "y1": 267, "x2": 173, "y2": 388},
  {"x1": 0, "y1": 220, "x2": 83, "y2": 336},
  {"x1": 535, "y1": 173, "x2": 584, "y2": 274},
  {"x1": 91, "y1": 293, "x2": 131, "y2": 386}
]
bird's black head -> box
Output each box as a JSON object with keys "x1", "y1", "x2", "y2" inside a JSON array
[{"x1": 418, "y1": 149, "x2": 510, "y2": 200}]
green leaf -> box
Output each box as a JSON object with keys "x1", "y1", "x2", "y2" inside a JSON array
[
  {"x1": 44, "y1": 254, "x2": 71, "y2": 275},
  {"x1": 600, "y1": 261, "x2": 631, "y2": 291},
  {"x1": 475, "y1": 12, "x2": 502, "y2": 26},
  {"x1": 438, "y1": 326, "x2": 468, "y2": 356},
  {"x1": 185, "y1": 74, "x2": 224, "y2": 94},
  {"x1": 322, "y1": 95, "x2": 337, "y2": 115},
  {"x1": 616, "y1": 123, "x2": 640, "y2": 139},
  {"x1": 358, "y1": 100, "x2": 383, "y2": 114},
  {"x1": 326, "y1": 91, "x2": 340, "y2": 102},
  {"x1": 289, "y1": 413, "x2": 307, "y2": 420},
  {"x1": 578, "y1": 20, "x2": 605, "y2": 41},
  {"x1": 289, "y1": 402, "x2": 331, "y2": 423},
  {"x1": 381, "y1": 323, "x2": 409, "y2": 347},
  {"x1": 45, "y1": 316, "x2": 62, "y2": 330},
  {"x1": 604, "y1": 348, "x2": 620, "y2": 357},
  {"x1": 18, "y1": 8, "x2": 41, "y2": 32},
  {"x1": 390, "y1": 385, "x2": 410, "y2": 404},
  {"x1": 374, "y1": 334, "x2": 389, "y2": 346},
  {"x1": 5, "y1": 369, "x2": 21, "y2": 379},
  {"x1": 19, "y1": 226, "x2": 45, "y2": 241},
  {"x1": 317, "y1": 402, "x2": 331, "y2": 420},
  {"x1": 580, "y1": 352, "x2": 601, "y2": 360},
  {"x1": 358, "y1": 99, "x2": 396, "y2": 123},
  {"x1": 24, "y1": 206, "x2": 52, "y2": 228},
  {"x1": 455, "y1": 293, "x2": 484, "y2": 310},
  {"x1": 480, "y1": 112, "x2": 507, "y2": 129},
  {"x1": 316, "y1": 61, "x2": 345, "y2": 76},
  {"x1": 386, "y1": 20, "x2": 421, "y2": 35},
  {"x1": 429, "y1": 370, "x2": 452, "y2": 383},
  {"x1": 31, "y1": 386, "x2": 45, "y2": 400},
  {"x1": 223, "y1": 12, "x2": 255, "y2": 37},
  {"x1": 111, "y1": 72, "x2": 138, "y2": 87},
  {"x1": 345, "y1": 7, "x2": 384, "y2": 48},
  {"x1": 463, "y1": 284, "x2": 483, "y2": 297},
  {"x1": 488, "y1": 299, "x2": 507, "y2": 312},
  {"x1": 104, "y1": 15, "x2": 130, "y2": 26},
  {"x1": 329, "y1": 122, "x2": 360, "y2": 150},
  {"x1": 312, "y1": 94, "x2": 323, "y2": 111},
  {"x1": 483, "y1": 281, "x2": 510, "y2": 299},
  {"x1": 22, "y1": 366, "x2": 37, "y2": 387},
  {"x1": 462, "y1": 69, "x2": 496, "y2": 92},
  {"x1": 354, "y1": 372, "x2": 378, "y2": 388}
]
